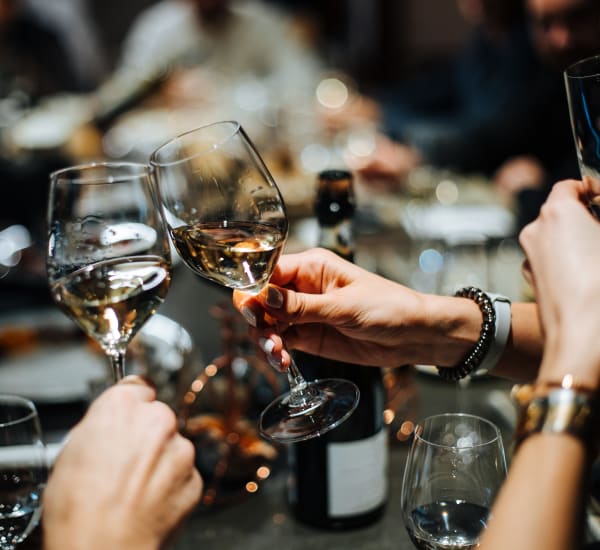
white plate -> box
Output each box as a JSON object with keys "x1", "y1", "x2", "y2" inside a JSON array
[
  {"x1": 402, "y1": 203, "x2": 515, "y2": 242},
  {"x1": 0, "y1": 310, "x2": 107, "y2": 403}
]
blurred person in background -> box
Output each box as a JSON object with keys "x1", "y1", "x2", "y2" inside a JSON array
[
  {"x1": 0, "y1": 0, "x2": 101, "y2": 275},
  {"x1": 25, "y1": 0, "x2": 108, "y2": 92},
  {"x1": 0, "y1": 0, "x2": 89, "y2": 119},
  {"x1": 92, "y1": 0, "x2": 322, "y2": 128},
  {"x1": 348, "y1": 0, "x2": 600, "y2": 231},
  {"x1": 495, "y1": 0, "x2": 600, "y2": 227},
  {"x1": 327, "y1": 0, "x2": 571, "y2": 197},
  {"x1": 0, "y1": 0, "x2": 110, "y2": 314}
]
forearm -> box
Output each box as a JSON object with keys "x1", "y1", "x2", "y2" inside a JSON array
[
  {"x1": 409, "y1": 295, "x2": 543, "y2": 380},
  {"x1": 483, "y1": 339, "x2": 599, "y2": 550},
  {"x1": 493, "y1": 302, "x2": 543, "y2": 381},
  {"x1": 480, "y1": 433, "x2": 588, "y2": 550},
  {"x1": 44, "y1": 527, "x2": 160, "y2": 550}
]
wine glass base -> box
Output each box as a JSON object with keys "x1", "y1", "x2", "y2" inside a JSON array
[{"x1": 258, "y1": 378, "x2": 360, "y2": 444}]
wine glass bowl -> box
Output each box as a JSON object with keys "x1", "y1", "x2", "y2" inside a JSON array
[
  {"x1": 565, "y1": 55, "x2": 600, "y2": 178},
  {"x1": 401, "y1": 413, "x2": 507, "y2": 550},
  {"x1": 565, "y1": 54, "x2": 600, "y2": 214},
  {"x1": 150, "y1": 121, "x2": 287, "y2": 295},
  {"x1": 47, "y1": 162, "x2": 172, "y2": 382},
  {"x1": 150, "y1": 121, "x2": 359, "y2": 443},
  {"x1": 0, "y1": 395, "x2": 46, "y2": 550}
]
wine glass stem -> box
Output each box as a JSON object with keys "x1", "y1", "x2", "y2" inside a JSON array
[
  {"x1": 109, "y1": 351, "x2": 125, "y2": 382},
  {"x1": 286, "y1": 355, "x2": 319, "y2": 408}
]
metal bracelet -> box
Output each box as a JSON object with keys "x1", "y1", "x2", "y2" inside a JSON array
[
  {"x1": 512, "y1": 387, "x2": 597, "y2": 451},
  {"x1": 437, "y1": 287, "x2": 496, "y2": 382}
]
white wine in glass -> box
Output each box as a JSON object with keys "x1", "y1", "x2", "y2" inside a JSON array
[
  {"x1": 47, "y1": 162, "x2": 172, "y2": 382},
  {"x1": 150, "y1": 120, "x2": 359, "y2": 443}
]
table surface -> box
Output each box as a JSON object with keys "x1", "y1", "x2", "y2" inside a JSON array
[
  {"x1": 20, "y1": 371, "x2": 515, "y2": 550},
  {"x1": 171, "y1": 375, "x2": 515, "y2": 550},
  {"x1": 14, "y1": 177, "x2": 524, "y2": 549}
]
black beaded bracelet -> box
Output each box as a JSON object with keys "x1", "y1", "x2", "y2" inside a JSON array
[{"x1": 437, "y1": 287, "x2": 496, "y2": 382}]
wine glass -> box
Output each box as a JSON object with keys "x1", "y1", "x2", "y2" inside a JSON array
[
  {"x1": 47, "y1": 162, "x2": 172, "y2": 382},
  {"x1": 0, "y1": 395, "x2": 46, "y2": 550},
  {"x1": 150, "y1": 120, "x2": 359, "y2": 443},
  {"x1": 401, "y1": 413, "x2": 507, "y2": 550},
  {"x1": 565, "y1": 54, "x2": 600, "y2": 214}
]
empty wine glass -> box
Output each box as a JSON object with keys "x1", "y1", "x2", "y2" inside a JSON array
[
  {"x1": 401, "y1": 413, "x2": 507, "y2": 550},
  {"x1": 150, "y1": 120, "x2": 359, "y2": 443},
  {"x1": 0, "y1": 395, "x2": 46, "y2": 550},
  {"x1": 565, "y1": 54, "x2": 600, "y2": 214},
  {"x1": 47, "y1": 162, "x2": 172, "y2": 382}
]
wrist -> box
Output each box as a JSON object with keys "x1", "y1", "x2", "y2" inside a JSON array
[
  {"x1": 538, "y1": 344, "x2": 600, "y2": 393},
  {"x1": 45, "y1": 521, "x2": 160, "y2": 550},
  {"x1": 511, "y1": 381, "x2": 598, "y2": 452},
  {"x1": 406, "y1": 292, "x2": 481, "y2": 366}
]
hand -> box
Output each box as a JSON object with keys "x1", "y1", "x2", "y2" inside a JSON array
[
  {"x1": 494, "y1": 155, "x2": 545, "y2": 196},
  {"x1": 519, "y1": 178, "x2": 600, "y2": 388},
  {"x1": 317, "y1": 93, "x2": 381, "y2": 134},
  {"x1": 43, "y1": 376, "x2": 202, "y2": 550},
  {"x1": 356, "y1": 135, "x2": 421, "y2": 187},
  {"x1": 233, "y1": 248, "x2": 480, "y2": 371}
]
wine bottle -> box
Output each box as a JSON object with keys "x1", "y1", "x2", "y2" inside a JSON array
[{"x1": 287, "y1": 169, "x2": 388, "y2": 529}]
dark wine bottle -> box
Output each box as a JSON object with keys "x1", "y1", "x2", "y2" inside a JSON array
[{"x1": 287, "y1": 169, "x2": 388, "y2": 529}]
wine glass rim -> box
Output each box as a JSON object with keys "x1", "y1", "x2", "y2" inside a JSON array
[
  {"x1": 414, "y1": 412, "x2": 502, "y2": 449},
  {"x1": 0, "y1": 394, "x2": 38, "y2": 427},
  {"x1": 50, "y1": 161, "x2": 153, "y2": 185},
  {"x1": 149, "y1": 120, "x2": 242, "y2": 167},
  {"x1": 565, "y1": 54, "x2": 600, "y2": 79}
]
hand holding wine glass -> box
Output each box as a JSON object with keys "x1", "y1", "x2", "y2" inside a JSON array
[
  {"x1": 47, "y1": 162, "x2": 172, "y2": 382},
  {"x1": 42, "y1": 378, "x2": 202, "y2": 550},
  {"x1": 0, "y1": 395, "x2": 46, "y2": 550},
  {"x1": 150, "y1": 120, "x2": 359, "y2": 443}
]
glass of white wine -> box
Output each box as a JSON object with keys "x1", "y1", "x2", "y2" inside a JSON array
[
  {"x1": 401, "y1": 413, "x2": 507, "y2": 550},
  {"x1": 150, "y1": 120, "x2": 359, "y2": 443},
  {"x1": 47, "y1": 162, "x2": 172, "y2": 382},
  {"x1": 0, "y1": 395, "x2": 46, "y2": 550}
]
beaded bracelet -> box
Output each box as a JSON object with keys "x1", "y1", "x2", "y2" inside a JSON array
[{"x1": 437, "y1": 287, "x2": 496, "y2": 382}]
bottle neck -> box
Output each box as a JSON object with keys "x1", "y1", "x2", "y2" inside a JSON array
[{"x1": 317, "y1": 219, "x2": 354, "y2": 263}]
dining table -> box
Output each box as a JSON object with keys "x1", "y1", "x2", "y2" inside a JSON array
[{"x1": 6, "y1": 160, "x2": 530, "y2": 550}]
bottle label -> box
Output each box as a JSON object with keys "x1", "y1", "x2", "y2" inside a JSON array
[{"x1": 326, "y1": 428, "x2": 388, "y2": 517}]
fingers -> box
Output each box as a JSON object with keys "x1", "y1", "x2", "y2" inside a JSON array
[
  {"x1": 238, "y1": 284, "x2": 340, "y2": 328},
  {"x1": 117, "y1": 375, "x2": 158, "y2": 399},
  {"x1": 150, "y1": 431, "x2": 199, "y2": 497},
  {"x1": 257, "y1": 332, "x2": 291, "y2": 372},
  {"x1": 518, "y1": 178, "x2": 590, "y2": 255},
  {"x1": 521, "y1": 258, "x2": 534, "y2": 289},
  {"x1": 545, "y1": 178, "x2": 595, "y2": 206},
  {"x1": 119, "y1": 374, "x2": 157, "y2": 390}
]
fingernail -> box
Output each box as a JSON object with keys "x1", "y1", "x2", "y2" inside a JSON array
[
  {"x1": 266, "y1": 353, "x2": 285, "y2": 372},
  {"x1": 241, "y1": 306, "x2": 257, "y2": 327},
  {"x1": 259, "y1": 337, "x2": 275, "y2": 354},
  {"x1": 267, "y1": 286, "x2": 283, "y2": 308}
]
